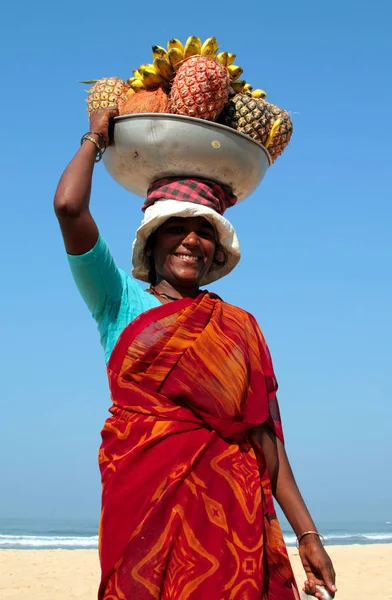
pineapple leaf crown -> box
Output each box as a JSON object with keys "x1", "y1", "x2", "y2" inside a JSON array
[{"x1": 81, "y1": 36, "x2": 267, "y2": 99}]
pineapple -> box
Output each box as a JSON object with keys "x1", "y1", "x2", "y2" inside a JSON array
[
  {"x1": 265, "y1": 104, "x2": 293, "y2": 162},
  {"x1": 219, "y1": 93, "x2": 293, "y2": 162},
  {"x1": 219, "y1": 93, "x2": 273, "y2": 146},
  {"x1": 168, "y1": 56, "x2": 230, "y2": 121},
  {"x1": 86, "y1": 77, "x2": 130, "y2": 117}
]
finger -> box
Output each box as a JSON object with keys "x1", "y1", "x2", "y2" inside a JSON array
[
  {"x1": 304, "y1": 579, "x2": 318, "y2": 596},
  {"x1": 90, "y1": 107, "x2": 119, "y2": 119},
  {"x1": 92, "y1": 106, "x2": 117, "y2": 113},
  {"x1": 107, "y1": 107, "x2": 119, "y2": 117},
  {"x1": 315, "y1": 585, "x2": 336, "y2": 599},
  {"x1": 320, "y1": 565, "x2": 337, "y2": 594}
]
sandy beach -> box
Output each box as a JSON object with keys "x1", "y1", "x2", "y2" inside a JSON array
[{"x1": 1, "y1": 545, "x2": 391, "y2": 599}]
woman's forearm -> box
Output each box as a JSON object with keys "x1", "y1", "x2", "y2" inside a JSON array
[
  {"x1": 273, "y1": 437, "x2": 318, "y2": 536},
  {"x1": 54, "y1": 138, "x2": 98, "y2": 218},
  {"x1": 252, "y1": 423, "x2": 318, "y2": 537},
  {"x1": 53, "y1": 140, "x2": 100, "y2": 255},
  {"x1": 251, "y1": 422, "x2": 337, "y2": 595},
  {"x1": 53, "y1": 109, "x2": 118, "y2": 255},
  {"x1": 252, "y1": 424, "x2": 337, "y2": 595}
]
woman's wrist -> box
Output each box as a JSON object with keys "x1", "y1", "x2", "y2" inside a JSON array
[
  {"x1": 80, "y1": 132, "x2": 106, "y2": 162},
  {"x1": 85, "y1": 131, "x2": 107, "y2": 147},
  {"x1": 81, "y1": 133, "x2": 99, "y2": 146},
  {"x1": 297, "y1": 531, "x2": 324, "y2": 548}
]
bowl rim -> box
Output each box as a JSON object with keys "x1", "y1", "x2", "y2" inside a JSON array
[{"x1": 112, "y1": 113, "x2": 272, "y2": 166}]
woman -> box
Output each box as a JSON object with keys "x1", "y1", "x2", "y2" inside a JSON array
[{"x1": 54, "y1": 107, "x2": 337, "y2": 600}]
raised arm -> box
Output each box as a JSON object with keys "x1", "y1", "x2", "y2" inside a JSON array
[
  {"x1": 54, "y1": 108, "x2": 126, "y2": 323},
  {"x1": 251, "y1": 421, "x2": 337, "y2": 599},
  {"x1": 54, "y1": 108, "x2": 118, "y2": 255}
]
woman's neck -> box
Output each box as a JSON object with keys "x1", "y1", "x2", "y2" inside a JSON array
[{"x1": 153, "y1": 279, "x2": 201, "y2": 300}]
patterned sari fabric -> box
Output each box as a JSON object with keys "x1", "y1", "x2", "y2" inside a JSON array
[{"x1": 99, "y1": 292, "x2": 299, "y2": 600}]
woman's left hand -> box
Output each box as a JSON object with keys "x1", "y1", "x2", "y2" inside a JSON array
[
  {"x1": 89, "y1": 106, "x2": 119, "y2": 147},
  {"x1": 299, "y1": 536, "x2": 337, "y2": 598}
]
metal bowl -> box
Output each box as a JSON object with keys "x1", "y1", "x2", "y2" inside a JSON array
[{"x1": 103, "y1": 114, "x2": 271, "y2": 201}]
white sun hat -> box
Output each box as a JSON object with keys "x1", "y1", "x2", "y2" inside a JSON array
[{"x1": 132, "y1": 199, "x2": 240, "y2": 285}]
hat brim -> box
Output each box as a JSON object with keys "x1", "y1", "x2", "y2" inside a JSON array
[{"x1": 132, "y1": 200, "x2": 241, "y2": 285}]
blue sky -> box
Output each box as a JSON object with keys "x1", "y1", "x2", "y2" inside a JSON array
[{"x1": 1, "y1": 0, "x2": 391, "y2": 525}]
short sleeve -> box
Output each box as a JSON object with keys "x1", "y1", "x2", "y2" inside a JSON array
[
  {"x1": 67, "y1": 235, "x2": 161, "y2": 362},
  {"x1": 247, "y1": 313, "x2": 284, "y2": 444},
  {"x1": 67, "y1": 235, "x2": 123, "y2": 318}
]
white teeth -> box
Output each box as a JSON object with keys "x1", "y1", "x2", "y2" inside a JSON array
[{"x1": 175, "y1": 254, "x2": 200, "y2": 262}]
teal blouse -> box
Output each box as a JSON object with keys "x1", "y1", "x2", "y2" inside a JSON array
[{"x1": 67, "y1": 235, "x2": 160, "y2": 363}]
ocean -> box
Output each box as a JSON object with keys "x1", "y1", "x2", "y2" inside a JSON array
[{"x1": 0, "y1": 518, "x2": 391, "y2": 550}]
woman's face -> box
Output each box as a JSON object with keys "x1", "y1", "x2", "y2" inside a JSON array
[{"x1": 150, "y1": 217, "x2": 217, "y2": 287}]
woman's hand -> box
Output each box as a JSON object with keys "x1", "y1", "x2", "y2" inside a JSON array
[
  {"x1": 299, "y1": 536, "x2": 337, "y2": 598},
  {"x1": 89, "y1": 106, "x2": 119, "y2": 147}
]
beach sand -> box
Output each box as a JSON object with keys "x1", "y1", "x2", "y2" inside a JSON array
[{"x1": 0, "y1": 545, "x2": 391, "y2": 599}]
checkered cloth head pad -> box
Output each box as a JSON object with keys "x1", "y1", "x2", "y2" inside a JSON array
[{"x1": 143, "y1": 178, "x2": 237, "y2": 215}]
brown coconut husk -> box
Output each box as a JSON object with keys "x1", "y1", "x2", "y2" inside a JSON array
[{"x1": 119, "y1": 88, "x2": 169, "y2": 116}]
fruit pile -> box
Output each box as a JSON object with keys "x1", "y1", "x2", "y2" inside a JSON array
[{"x1": 83, "y1": 36, "x2": 292, "y2": 162}]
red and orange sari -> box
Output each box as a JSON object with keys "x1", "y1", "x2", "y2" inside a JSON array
[{"x1": 98, "y1": 292, "x2": 299, "y2": 599}]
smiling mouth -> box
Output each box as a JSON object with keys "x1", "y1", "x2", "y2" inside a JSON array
[{"x1": 174, "y1": 253, "x2": 202, "y2": 263}]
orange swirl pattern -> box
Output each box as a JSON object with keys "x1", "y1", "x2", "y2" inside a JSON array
[{"x1": 98, "y1": 293, "x2": 299, "y2": 599}]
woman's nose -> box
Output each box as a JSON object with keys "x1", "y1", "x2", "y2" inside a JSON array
[{"x1": 182, "y1": 231, "x2": 199, "y2": 246}]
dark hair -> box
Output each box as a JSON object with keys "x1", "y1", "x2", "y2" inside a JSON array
[
  {"x1": 144, "y1": 228, "x2": 229, "y2": 285},
  {"x1": 145, "y1": 231, "x2": 158, "y2": 285},
  {"x1": 213, "y1": 243, "x2": 228, "y2": 270}
]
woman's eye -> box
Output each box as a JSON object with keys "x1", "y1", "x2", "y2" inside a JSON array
[
  {"x1": 167, "y1": 226, "x2": 184, "y2": 234},
  {"x1": 199, "y1": 229, "x2": 214, "y2": 239}
]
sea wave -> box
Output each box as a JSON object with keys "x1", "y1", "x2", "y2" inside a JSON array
[
  {"x1": 0, "y1": 534, "x2": 98, "y2": 549},
  {"x1": 1, "y1": 531, "x2": 391, "y2": 550},
  {"x1": 359, "y1": 533, "x2": 392, "y2": 541},
  {"x1": 284, "y1": 532, "x2": 392, "y2": 546}
]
